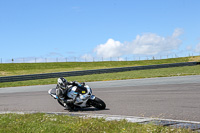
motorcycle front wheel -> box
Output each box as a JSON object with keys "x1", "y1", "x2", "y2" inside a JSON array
[{"x1": 90, "y1": 97, "x2": 106, "y2": 110}]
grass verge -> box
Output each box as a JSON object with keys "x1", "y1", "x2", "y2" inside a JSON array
[
  {"x1": 1, "y1": 56, "x2": 199, "y2": 76},
  {"x1": 0, "y1": 113, "x2": 192, "y2": 133},
  {"x1": 1, "y1": 65, "x2": 200, "y2": 88}
]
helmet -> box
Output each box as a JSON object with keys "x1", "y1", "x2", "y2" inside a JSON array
[{"x1": 57, "y1": 77, "x2": 67, "y2": 89}]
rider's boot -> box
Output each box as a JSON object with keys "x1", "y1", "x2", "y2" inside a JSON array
[{"x1": 64, "y1": 99, "x2": 74, "y2": 110}]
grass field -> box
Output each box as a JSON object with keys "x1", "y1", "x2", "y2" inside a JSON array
[
  {"x1": 0, "y1": 56, "x2": 200, "y2": 88},
  {"x1": 0, "y1": 113, "x2": 192, "y2": 133},
  {"x1": 0, "y1": 65, "x2": 200, "y2": 88},
  {"x1": 0, "y1": 56, "x2": 199, "y2": 76}
]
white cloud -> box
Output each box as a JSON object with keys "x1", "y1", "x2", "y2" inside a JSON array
[
  {"x1": 118, "y1": 57, "x2": 125, "y2": 61},
  {"x1": 172, "y1": 28, "x2": 184, "y2": 38},
  {"x1": 94, "y1": 28, "x2": 183, "y2": 58},
  {"x1": 195, "y1": 43, "x2": 200, "y2": 52},
  {"x1": 186, "y1": 45, "x2": 193, "y2": 51},
  {"x1": 81, "y1": 54, "x2": 93, "y2": 61},
  {"x1": 126, "y1": 30, "x2": 182, "y2": 55},
  {"x1": 94, "y1": 39, "x2": 124, "y2": 58},
  {"x1": 47, "y1": 52, "x2": 63, "y2": 57}
]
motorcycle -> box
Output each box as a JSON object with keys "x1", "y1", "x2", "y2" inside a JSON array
[{"x1": 48, "y1": 83, "x2": 106, "y2": 110}]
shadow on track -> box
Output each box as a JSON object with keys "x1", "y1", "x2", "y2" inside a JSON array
[{"x1": 65, "y1": 107, "x2": 110, "y2": 112}]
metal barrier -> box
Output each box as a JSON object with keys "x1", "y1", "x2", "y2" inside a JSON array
[{"x1": 0, "y1": 62, "x2": 199, "y2": 83}]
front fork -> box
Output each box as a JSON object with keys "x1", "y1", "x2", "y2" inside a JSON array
[
  {"x1": 90, "y1": 95, "x2": 95, "y2": 100},
  {"x1": 86, "y1": 95, "x2": 96, "y2": 107}
]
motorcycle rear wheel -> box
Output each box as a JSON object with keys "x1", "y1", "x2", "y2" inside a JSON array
[{"x1": 91, "y1": 97, "x2": 106, "y2": 110}]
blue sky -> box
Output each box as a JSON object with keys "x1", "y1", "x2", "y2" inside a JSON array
[{"x1": 0, "y1": 0, "x2": 200, "y2": 62}]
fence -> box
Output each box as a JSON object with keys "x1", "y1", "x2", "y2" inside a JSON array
[
  {"x1": 0, "y1": 62, "x2": 199, "y2": 83},
  {"x1": 0, "y1": 53, "x2": 199, "y2": 63}
]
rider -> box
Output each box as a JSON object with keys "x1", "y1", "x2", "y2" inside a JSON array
[{"x1": 56, "y1": 77, "x2": 87, "y2": 110}]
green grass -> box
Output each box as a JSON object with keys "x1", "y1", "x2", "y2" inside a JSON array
[
  {"x1": 1, "y1": 65, "x2": 200, "y2": 88},
  {"x1": 0, "y1": 113, "x2": 192, "y2": 133},
  {"x1": 1, "y1": 56, "x2": 199, "y2": 76}
]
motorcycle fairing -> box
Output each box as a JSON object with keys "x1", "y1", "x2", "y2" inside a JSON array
[
  {"x1": 48, "y1": 85, "x2": 97, "y2": 108},
  {"x1": 48, "y1": 88, "x2": 58, "y2": 99}
]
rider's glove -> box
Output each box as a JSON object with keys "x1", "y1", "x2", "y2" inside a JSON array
[
  {"x1": 72, "y1": 81, "x2": 79, "y2": 86},
  {"x1": 80, "y1": 82, "x2": 85, "y2": 86}
]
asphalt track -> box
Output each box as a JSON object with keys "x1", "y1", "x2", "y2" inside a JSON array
[{"x1": 0, "y1": 75, "x2": 200, "y2": 122}]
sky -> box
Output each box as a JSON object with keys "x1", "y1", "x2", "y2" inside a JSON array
[{"x1": 0, "y1": 0, "x2": 200, "y2": 62}]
